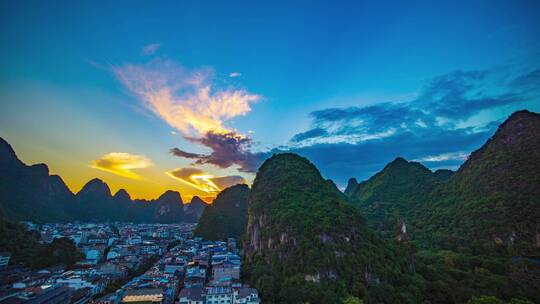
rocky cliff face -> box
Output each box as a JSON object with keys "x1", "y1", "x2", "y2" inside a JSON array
[{"x1": 243, "y1": 153, "x2": 420, "y2": 303}]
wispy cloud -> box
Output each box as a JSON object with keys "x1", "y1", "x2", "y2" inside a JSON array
[
  {"x1": 113, "y1": 58, "x2": 264, "y2": 172},
  {"x1": 285, "y1": 65, "x2": 540, "y2": 185},
  {"x1": 413, "y1": 151, "x2": 468, "y2": 162},
  {"x1": 91, "y1": 152, "x2": 152, "y2": 179},
  {"x1": 166, "y1": 167, "x2": 245, "y2": 194},
  {"x1": 142, "y1": 43, "x2": 161, "y2": 56},
  {"x1": 113, "y1": 59, "x2": 260, "y2": 136},
  {"x1": 291, "y1": 67, "x2": 540, "y2": 148},
  {"x1": 229, "y1": 72, "x2": 241, "y2": 78}
]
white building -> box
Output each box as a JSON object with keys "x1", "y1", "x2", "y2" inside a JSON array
[
  {"x1": 55, "y1": 275, "x2": 104, "y2": 294},
  {"x1": 205, "y1": 287, "x2": 232, "y2": 304},
  {"x1": 0, "y1": 252, "x2": 11, "y2": 267},
  {"x1": 233, "y1": 287, "x2": 260, "y2": 304},
  {"x1": 85, "y1": 249, "x2": 102, "y2": 265}
]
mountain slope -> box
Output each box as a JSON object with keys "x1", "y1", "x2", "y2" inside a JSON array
[
  {"x1": 149, "y1": 190, "x2": 185, "y2": 223},
  {"x1": 349, "y1": 157, "x2": 453, "y2": 236},
  {"x1": 416, "y1": 110, "x2": 540, "y2": 255},
  {"x1": 344, "y1": 110, "x2": 540, "y2": 303},
  {"x1": 184, "y1": 196, "x2": 209, "y2": 222},
  {"x1": 0, "y1": 138, "x2": 73, "y2": 222},
  {"x1": 194, "y1": 184, "x2": 249, "y2": 241},
  {"x1": 343, "y1": 178, "x2": 359, "y2": 197},
  {"x1": 244, "y1": 153, "x2": 422, "y2": 303},
  {"x1": 73, "y1": 178, "x2": 120, "y2": 221}
]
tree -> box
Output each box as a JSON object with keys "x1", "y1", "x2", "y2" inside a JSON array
[
  {"x1": 343, "y1": 296, "x2": 363, "y2": 304},
  {"x1": 468, "y1": 296, "x2": 504, "y2": 304}
]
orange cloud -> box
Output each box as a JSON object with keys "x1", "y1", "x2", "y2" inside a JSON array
[
  {"x1": 112, "y1": 59, "x2": 260, "y2": 137},
  {"x1": 91, "y1": 152, "x2": 152, "y2": 180},
  {"x1": 166, "y1": 167, "x2": 245, "y2": 194}
]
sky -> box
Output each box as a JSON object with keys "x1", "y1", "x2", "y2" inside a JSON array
[{"x1": 1, "y1": 0, "x2": 539, "y2": 200}]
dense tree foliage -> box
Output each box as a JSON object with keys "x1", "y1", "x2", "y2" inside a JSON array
[
  {"x1": 0, "y1": 216, "x2": 83, "y2": 268},
  {"x1": 243, "y1": 153, "x2": 425, "y2": 304},
  {"x1": 194, "y1": 184, "x2": 249, "y2": 241},
  {"x1": 347, "y1": 157, "x2": 452, "y2": 236},
  {"x1": 468, "y1": 295, "x2": 533, "y2": 304},
  {"x1": 346, "y1": 110, "x2": 540, "y2": 303}
]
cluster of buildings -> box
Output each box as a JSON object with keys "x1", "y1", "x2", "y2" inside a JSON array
[
  {"x1": 0, "y1": 223, "x2": 260, "y2": 304},
  {"x1": 175, "y1": 238, "x2": 259, "y2": 304}
]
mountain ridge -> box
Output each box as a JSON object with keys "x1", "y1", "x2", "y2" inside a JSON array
[
  {"x1": 243, "y1": 153, "x2": 422, "y2": 303},
  {"x1": 0, "y1": 137, "x2": 189, "y2": 223}
]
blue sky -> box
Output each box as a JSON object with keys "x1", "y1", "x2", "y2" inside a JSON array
[{"x1": 1, "y1": 0, "x2": 539, "y2": 197}]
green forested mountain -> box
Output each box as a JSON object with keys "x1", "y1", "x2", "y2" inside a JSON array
[
  {"x1": 243, "y1": 153, "x2": 424, "y2": 304},
  {"x1": 347, "y1": 157, "x2": 452, "y2": 236},
  {"x1": 409, "y1": 110, "x2": 540, "y2": 303},
  {"x1": 194, "y1": 184, "x2": 249, "y2": 241},
  {"x1": 344, "y1": 110, "x2": 540, "y2": 303},
  {"x1": 415, "y1": 110, "x2": 540, "y2": 255}
]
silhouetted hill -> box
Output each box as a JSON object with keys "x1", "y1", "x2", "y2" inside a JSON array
[
  {"x1": 0, "y1": 138, "x2": 73, "y2": 222},
  {"x1": 343, "y1": 177, "x2": 359, "y2": 197},
  {"x1": 149, "y1": 190, "x2": 185, "y2": 223},
  {"x1": 0, "y1": 137, "x2": 187, "y2": 223},
  {"x1": 194, "y1": 184, "x2": 249, "y2": 241},
  {"x1": 184, "y1": 196, "x2": 209, "y2": 222}
]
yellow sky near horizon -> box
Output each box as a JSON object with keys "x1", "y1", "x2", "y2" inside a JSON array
[{"x1": 3, "y1": 134, "x2": 251, "y2": 203}]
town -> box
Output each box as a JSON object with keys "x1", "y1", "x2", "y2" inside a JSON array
[{"x1": 0, "y1": 222, "x2": 260, "y2": 304}]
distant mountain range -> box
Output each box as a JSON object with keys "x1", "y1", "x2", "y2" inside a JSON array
[{"x1": 0, "y1": 137, "x2": 206, "y2": 223}]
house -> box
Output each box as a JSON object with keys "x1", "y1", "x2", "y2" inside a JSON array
[
  {"x1": 12, "y1": 274, "x2": 50, "y2": 289},
  {"x1": 0, "y1": 252, "x2": 11, "y2": 267},
  {"x1": 164, "y1": 262, "x2": 185, "y2": 275},
  {"x1": 121, "y1": 288, "x2": 164, "y2": 303},
  {"x1": 178, "y1": 287, "x2": 204, "y2": 304},
  {"x1": 205, "y1": 287, "x2": 233, "y2": 304},
  {"x1": 55, "y1": 275, "x2": 105, "y2": 294},
  {"x1": 98, "y1": 262, "x2": 127, "y2": 279},
  {"x1": 210, "y1": 261, "x2": 240, "y2": 287},
  {"x1": 84, "y1": 247, "x2": 105, "y2": 265},
  {"x1": 106, "y1": 250, "x2": 120, "y2": 260},
  {"x1": 233, "y1": 287, "x2": 260, "y2": 304},
  {"x1": 127, "y1": 236, "x2": 142, "y2": 245}
]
